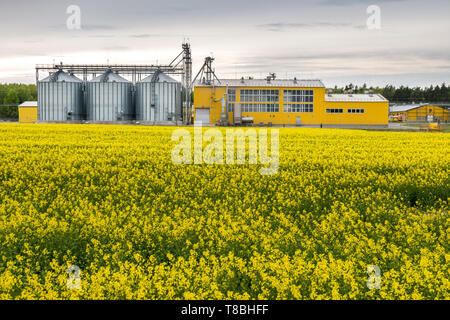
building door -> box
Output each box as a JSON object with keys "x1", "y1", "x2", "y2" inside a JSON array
[
  {"x1": 195, "y1": 108, "x2": 210, "y2": 124},
  {"x1": 296, "y1": 116, "x2": 301, "y2": 126}
]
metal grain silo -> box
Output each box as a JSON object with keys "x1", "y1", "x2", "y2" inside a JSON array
[
  {"x1": 38, "y1": 70, "x2": 84, "y2": 121},
  {"x1": 136, "y1": 72, "x2": 182, "y2": 121},
  {"x1": 87, "y1": 70, "x2": 133, "y2": 121}
]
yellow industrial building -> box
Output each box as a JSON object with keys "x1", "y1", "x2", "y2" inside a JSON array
[
  {"x1": 18, "y1": 101, "x2": 38, "y2": 123},
  {"x1": 193, "y1": 79, "x2": 389, "y2": 126},
  {"x1": 390, "y1": 104, "x2": 448, "y2": 122}
]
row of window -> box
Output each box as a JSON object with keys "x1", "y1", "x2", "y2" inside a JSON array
[
  {"x1": 417, "y1": 116, "x2": 445, "y2": 121},
  {"x1": 283, "y1": 104, "x2": 314, "y2": 113},
  {"x1": 230, "y1": 105, "x2": 368, "y2": 114},
  {"x1": 326, "y1": 109, "x2": 366, "y2": 114},
  {"x1": 240, "y1": 89, "x2": 280, "y2": 95},
  {"x1": 348, "y1": 109, "x2": 365, "y2": 114},
  {"x1": 242, "y1": 103, "x2": 280, "y2": 113},
  {"x1": 283, "y1": 90, "x2": 314, "y2": 103},
  {"x1": 233, "y1": 89, "x2": 314, "y2": 103},
  {"x1": 228, "y1": 103, "x2": 313, "y2": 113},
  {"x1": 284, "y1": 90, "x2": 314, "y2": 96},
  {"x1": 240, "y1": 89, "x2": 280, "y2": 103},
  {"x1": 326, "y1": 109, "x2": 344, "y2": 114},
  {"x1": 284, "y1": 96, "x2": 314, "y2": 103}
]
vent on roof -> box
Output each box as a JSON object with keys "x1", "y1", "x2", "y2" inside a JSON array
[
  {"x1": 241, "y1": 77, "x2": 245, "y2": 84},
  {"x1": 266, "y1": 73, "x2": 276, "y2": 83},
  {"x1": 294, "y1": 77, "x2": 298, "y2": 84}
]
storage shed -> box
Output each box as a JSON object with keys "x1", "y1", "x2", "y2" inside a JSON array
[{"x1": 19, "y1": 101, "x2": 38, "y2": 123}]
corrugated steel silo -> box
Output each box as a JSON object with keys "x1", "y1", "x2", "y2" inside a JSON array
[
  {"x1": 136, "y1": 72, "x2": 182, "y2": 121},
  {"x1": 87, "y1": 70, "x2": 133, "y2": 121},
  {"x1": 38, "y1": 70, "x2": 84, "y2": 121}
]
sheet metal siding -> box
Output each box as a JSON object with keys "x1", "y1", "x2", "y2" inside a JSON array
[
  {"x1": 136, "y1": 82, "x2": 181, "y2": 121},
  {"x1": 38, "y1": 82, "x2": 84, "y2": 121},
  {"x1": 87, "y1": 82, "x2": 133, "y2": 121}
]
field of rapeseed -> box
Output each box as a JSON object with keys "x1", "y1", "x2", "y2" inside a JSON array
[{"x1": 0, "y1": 124, "x2": 448, "y2": 300}]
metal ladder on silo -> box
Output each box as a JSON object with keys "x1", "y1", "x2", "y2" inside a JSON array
[{"x1": 151, "y1": 70, "x2": 162, "y2": 121}]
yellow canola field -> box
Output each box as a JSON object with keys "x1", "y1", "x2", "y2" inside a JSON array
[{"x1": 0, "y1": 124, "x2": 448, "y2": 300}]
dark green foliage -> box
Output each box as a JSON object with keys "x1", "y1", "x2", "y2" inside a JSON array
[
  {"x1": 331, "y1": 83, "x2": 450, "y2": 103},
  {"x1": 0, "y1": 106, "x2": 19, "y2": 120},
  {"x1": 0, "y1": 83, "x2": 37, "y2": 105}
]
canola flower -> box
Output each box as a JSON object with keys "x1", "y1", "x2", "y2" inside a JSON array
[{"x1": 0, "y1": 123, "x2": 448, "y2": 300}]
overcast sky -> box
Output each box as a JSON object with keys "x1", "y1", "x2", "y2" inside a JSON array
[{"x1": 0, "y1": 0, "x2": 449, "y2": 87}]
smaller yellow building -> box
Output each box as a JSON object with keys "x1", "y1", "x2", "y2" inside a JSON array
[
  {"x1": 390, "y1": 104, "x2": 448, "y2": 122},
  {"x1": 19, "y1": 101, "x2": 38, "y2": 123}
]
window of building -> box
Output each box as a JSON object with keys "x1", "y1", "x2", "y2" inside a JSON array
[
  {"x1": 228, "y1": 89, "x2": 236, "y2": 102},
  {"x1": 348, "y1": 109, "x2": 365, "y2": 114},
  {"x1": 284, "y1": 104, "x2": 314, "y2": 113},
  {"x1": 326, "y1": 109, "x2": 344, "y2": 114},
  {"x1": 283, "y1": 90, "x2": 314, "y2": 103},
  {"x1": 228, "y1": 103, "x2": 235, "y2": 113},
  {"x1": 241, "y1": 103, "x2": 279, "y2": 113},
  {"x1": 240, "y1": 89, "x2": 279, "y2": 102}
]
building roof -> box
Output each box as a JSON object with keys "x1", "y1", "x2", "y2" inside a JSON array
[
  {"x1": 40, "y1": 70, "x2": 82, "y2": 83},
  {"x1": 194, "y1": 79, "x2": 325, "y2": 88},
  {"x1": 140, "y1": 72, "x2": 178, "y2": 83},
  {"x1": 19, "y1": 101, "x2": 38, "y2": 107},
  {"x1": 325, "y1": 94, "x2": 388, "y2": 102},
  {"x1": 389, "y1": 104, "x2": 429, "y2": 112},
  {"x1": 91, "y1": 70, "x2": 130, "y2": 83}
]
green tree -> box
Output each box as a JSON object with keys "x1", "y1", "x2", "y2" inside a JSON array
[{"x1": 4, "y1": 89, "x2": 20, "y2": 105}]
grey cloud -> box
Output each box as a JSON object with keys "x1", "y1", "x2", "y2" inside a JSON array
[
  {"x1": 82, "y1": 25, "x2": 116, "y2": 31},
  {"x1": 229, "y1": 63, "x2": 361, "y2": 72},
  {"x1": 240, "y1": 49, "x2": 450, "y2": 64},
  {"x1": 224, "y1": 49, "x2": 450, "y2": 79},
  {"x1": 129, "y1": 34, "x2": 176, "y2": 38},
  {"x1": 47, "y1": 24, "x2": 116, "y2": 31},
  {"x1": 0, "y1": 49, "x2": 49, "y2": 59},
  {"x1": 131, "y1": 34, "x2": 153, "y2": 38},
  {"x1": 323, "y1": 72, "x2": 450, "y2": 88},
  {"x1": 319, "y1": 0, "x2": 408, "y2": 5},
  {"x1": 257, "y1": 22, "x2": 358, "y2": 32},
  {"x1": 87, "y1": 35, "x2": 117, "y2": 39},
  {"x1": 102, "y1": 46, "x2": 130, "y2": 51}
]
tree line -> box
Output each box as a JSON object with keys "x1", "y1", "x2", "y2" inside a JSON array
[
  {"x1": 0, "y1": 84, "x2": 37, "y2": 120},
  {"x1": 331, "y1": 83, "x2": 449, "y2": 103}
]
